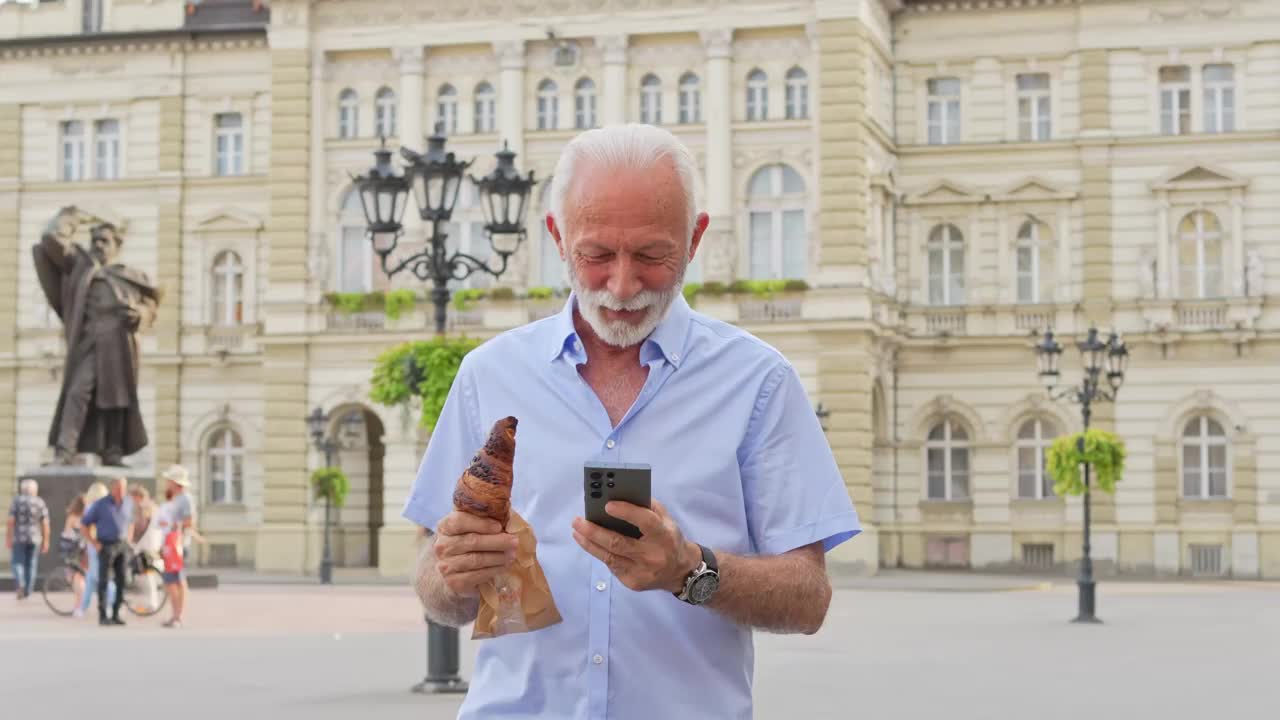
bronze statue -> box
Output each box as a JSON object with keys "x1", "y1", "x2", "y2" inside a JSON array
[{"x1": 32, "y1": 207, "x2": 163, "y2": 467}]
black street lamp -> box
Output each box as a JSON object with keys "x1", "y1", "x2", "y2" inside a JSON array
[
  {"x1": 1035, "y1": 326, "x2": 1128, "y2": 623},
  {"x1": 352, "y1": 127, "x2": 537, "y2": 334},
  {"x1": 306, "y1": 406, "x2": 339, "y2": 585}
]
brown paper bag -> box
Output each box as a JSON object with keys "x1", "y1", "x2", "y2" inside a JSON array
[{"x1": 472, "y1": 510, "x2": 562, "y2": 639}]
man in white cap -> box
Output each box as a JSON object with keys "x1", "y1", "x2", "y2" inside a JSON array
[{"x1": 157, "y1": 464, "x2": 197, "y2": 628}]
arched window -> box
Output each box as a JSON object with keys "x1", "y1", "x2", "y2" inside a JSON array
[
  {"x1": 575, "y1": 78, "x2": 597, "y2": 130},
  {"x1": 746, "y1": 164, "x2": 807, "y2": 280},
  {"x1": 679, "y1": 72, "x2": 701, "y2": 124},
  {"x1": 338, "y1": 88, "x2": 359, "y2": 139},
  {"x1": 339, "y1": 191, "x2": 372, "y2": 293},
  {"x1": 206, "y1": 427, "x2": 244, "y2": 505},
  {"x1": 1016, "y1": 418, "x2": 1058, "y2": 499},
  {"x1": 746, "y1": 69, "x2": 768, "y2": 121},
  {"x1": 436, "y1": 84, "x2": 458, "y2": 135},
  {"x1": 374, "y1": 87, "x2": 397, "y2": 138},
  {"x1": 927, "y1": 224, "x2": 965, "y2": 306},
  {"x1": 785, "y1": 67, "x2": 808, "y2": 119},
  {"x1": 640, "y1": 74, "x2": 662, "y2": 125},
  {"x1": 1177, "y1": 211, "x2": 1223, "y2": 299},
  {"x1": 210, "y1": 250, "x2": 245, "y2": 326},
  {"x1": 1016, "y1": 220, "x2": 1052, "y2": 303},
  {"x1": 474, "y1": 82, "x2": 496, "y2": 133},
  {"x1": 537, "y1": 79, "x2": 559, "y2": 131},
  {"x1": 926, "y1": 418, "x2": 970, "y2": 500},
  {"x1": 1182, "y1": 415, "x2": 1228, "y2": 499}
]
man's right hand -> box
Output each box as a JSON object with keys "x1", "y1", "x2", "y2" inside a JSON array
[{"x1": 432, "y1": 511, "x2": 519, "y2": 599}]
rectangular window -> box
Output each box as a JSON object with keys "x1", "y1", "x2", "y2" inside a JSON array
[
  {"x1": 926, "y1": 77, "x2": 961, "y2": 145},
  {"x1": 60, "y1": 120, "x2": 85, "y2": 181},
  {"x1": 749, "y1": 211, "x2": 772, "y2": 280},
  {"x1": 927, "y1": 448, "x2": 946, "y2": 500},
  {"x1": 1016, "y1": 244, "x2": 1037, "y2": 303},
  {"x1": 94, "y1": 119, "x2": 119, "y2": 180},
  {"x1": 1203, "y1": 64, "x2": 1235, "y2": 133},
  {"x1": 1016, "y1": 73, "x2": 1051, "y2": 141},
  {"x1": 1159, "y1": 66, "x2": 1191, "y2": 135},
  {"x1": 781, "y1": 210, "x2": 807, "y2": 279},
  {"x1": 339, "y1": 227, "x2": 370, "y2": 292},
  {"x1": 214, "y1": 113, "x2": 244, "y2": 176},
  {"x1": 82, "y1": 0, "x2": 103, "y2": 33},
  {"x1": 1017, "y1": 447, "x2": 1038, "y2": 498}
]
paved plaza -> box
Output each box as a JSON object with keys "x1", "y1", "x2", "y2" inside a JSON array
[{"x1": 0, "y1": 575, "x2": 1276, "y2": 719}]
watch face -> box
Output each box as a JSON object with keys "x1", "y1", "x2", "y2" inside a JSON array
[{"x1": 690, "y1": 574, "x2": 719, "y2": 604}]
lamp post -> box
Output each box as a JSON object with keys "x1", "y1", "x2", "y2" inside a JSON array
[
  {"x1": 351, "y1": 126, "x2": 537, "y2": 334},
  {"x1": 1035, "y1": 326, "x2": 1128, "y2": 623},
  {"x1": 306, "y1": 407, "x2": 340, "y2": 585}
]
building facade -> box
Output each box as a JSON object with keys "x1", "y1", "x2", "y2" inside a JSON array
[{"x1": 1, "y1": 0, "x2": 1277, "y2": 579}]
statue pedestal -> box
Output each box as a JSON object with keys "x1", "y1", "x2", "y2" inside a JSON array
[{"x1": 11, "y1": 464, "x2": 155, "y2": 581}]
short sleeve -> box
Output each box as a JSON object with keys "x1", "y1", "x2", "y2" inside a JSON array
[
  {"x1": 37, "y1": 499, "x2": 49, "y2": 521},
  {"x1": 739, "y1": 364, "x2": 861, "y2": 556},
  {"x1": 81, "y1": 501, "x2": 98, "y2": 528},
  {"x1": 402, "y1": 356, "x2": 484, "y2": 533}
]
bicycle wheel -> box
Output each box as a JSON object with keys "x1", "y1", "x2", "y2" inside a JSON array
[
  {"x1": 123, "y1": 566, "x2": 168, "y2": 618},
  {"x1": 42, "y1": 566, "x2": 82, "y2": 617}
]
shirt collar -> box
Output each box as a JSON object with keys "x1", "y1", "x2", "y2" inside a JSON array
[{"x1": 546, "y1": 292, "x2": 691, "y2": 368}]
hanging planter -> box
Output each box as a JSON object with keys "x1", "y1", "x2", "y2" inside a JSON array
[
  {"x1": 1045, "y1": 429, "x2": 1127, "y2": 496},
  {"x1": 369, "y1": 337, "x2": 482, "y2": 432},
  {"x1": 310, "y1": 467, "x2": 350, "y2": 509}
]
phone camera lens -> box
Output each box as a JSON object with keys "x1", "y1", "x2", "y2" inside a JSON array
[
  {"x1": 590, "y1": 481, "x2": 602, "y2": 489},
  {"x1": 590, "y1": 491, "x2": 603, "y2": 499},
  {"x1": 606, "y1": 472, "x2": 615, "y2": 479},
  {"x1": 606, "y1": 481, "x2": 616, "y2": 488},
  {"x1": 590, "y1": 472, "x2": 602, "y2": 480}
]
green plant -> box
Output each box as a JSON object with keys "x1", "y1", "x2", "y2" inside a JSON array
[
  {"x1": 700, "y1": 281, "x2": 727, "y2": 296},
  {"x1": 453, "y1": 288, "x2": 488, "y2": 311},
  {"x1": 369, "y1": 336, "x2": 483, "y2": 431},
  {"x1": 783, "y1": 279, "x2": 809, "y2": 292},
  {"x1": 527, "y1": 286, "x2": 555, "y2": 300},
  {"x1": 310, "y1": 467, "x2": 350, "y2": 509},
  {"x1": 682, "y1": 282, "x2": 702, "y2": 304},
  {"x1": 727, "y1": 279, "x2": 792, "y2": 298},
  {"x1": 1045, "y1": 429, "x2": 1127, "y2": 496},
  {"x1": 488, "y1": 287, "x2": 516, "y2": 301},
  {"x1": 383, "y1": 289, "x2": 417, "y2": 320},
  {"x1": 324, "y1": 291, "x2": 383, "y2": 315}
]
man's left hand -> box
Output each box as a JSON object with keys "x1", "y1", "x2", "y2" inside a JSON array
[{"x1": 572, "y1": 499, "x2": 700, "y2": 594}]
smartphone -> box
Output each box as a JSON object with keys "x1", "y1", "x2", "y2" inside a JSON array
[{"x1": 583, "y1": 461, "x2": 652, "y2": 539}]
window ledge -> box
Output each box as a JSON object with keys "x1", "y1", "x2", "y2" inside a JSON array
[
  {"x1": 1178, "y1": 497, "x2": 1233, "y2": 508},
  {"x1": 203, "y1": 502, "x2": 249, "y2": 513},
  {"x1": 1011, "y1": 497, "x2": 1064, "y2": 506},
  {"x1": 918, "y1": 499, "x2": 974, "y2": 513}
]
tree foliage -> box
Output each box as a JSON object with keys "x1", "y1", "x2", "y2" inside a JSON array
[{"x1": 368, "y1": 337, "x2": 482, "y2": 431}]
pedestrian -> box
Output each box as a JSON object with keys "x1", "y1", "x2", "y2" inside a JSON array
[
  {"x1": 80, "y1": 477, "x2": 133, "y2": 626},
  {"x1": 77, "y1": 482, "x2": 115, "y2": 618},
  {"x1": 128, "y1": 484, "x2": 161, "y2": 553},
  {"x1": 156, "y1": 465, "x2": 199, "y2": 628},
  {"x1": 60, "y1": 495, "x2": 89, "y2": 616},
  {"x1": 404, "y1": 125, "x2": 860, "y2": 719},
  {"x1": 6, "y1": 479, "x2": 50, "y2": 600}
]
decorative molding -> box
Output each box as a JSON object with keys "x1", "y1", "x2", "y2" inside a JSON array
[
  {"x1": 989, "y1": 176, "x2": 1078, "y2": 203},
  {"x1": 494, "y1": 40, "x2": 526, "y2": 70},
  {"x1": 699, "y1": 28, "x2": 733, "y2": 60},
  {"x1": 313, "y1": 0, "x2": 780, "y2": 26},
  {"x1": 904, "y1": 0, "x2": 1082, "y2": 12},
  {"x1": 902, "y1": 179, "x2": 986, "y2": 206},
  {"x1": 597, "y1": 34, "x2": 628, "y2": 65},
  {"x1": 1, "y1": 36, "x2": 266, "y2": 61},
  {"x1": 393, "y1": 45, "x2": 425, "y2": 75},
  {"x1": 1149, "y1": 163, "x2": 1249, "y2": 192}
]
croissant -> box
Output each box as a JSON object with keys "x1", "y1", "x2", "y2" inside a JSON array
[{"x1": 453, "y1": 416, "x2": 518, "y2": 528}]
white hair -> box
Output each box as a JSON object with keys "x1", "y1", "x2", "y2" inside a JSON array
[
  {"x1": 20, "y1": 479, "x2": 37, "y2": 495},
  {"x1": 549, "y1": 123, "x2": 700, "y2": 246}
]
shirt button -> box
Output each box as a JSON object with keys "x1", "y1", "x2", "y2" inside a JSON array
[
  {"x1": 606, "y1": 439, "x2": 616, "y2": 449},
  {"x1": 595, "y1": 581, "x2": 607, "y2": 591},
  {"x1": 574, "y1": 341, "x2": 582, "y2": 352},
  {"x1": 672, "y1": 352, "x2": 680, "y2": 362},
  {"x1": 592, "y1": 654, "x2": 604, "y2": 665}
]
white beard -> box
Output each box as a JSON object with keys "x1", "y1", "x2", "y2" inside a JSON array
[{"x1": 567, "y1": 260, "x2": 685, "y2": 349}]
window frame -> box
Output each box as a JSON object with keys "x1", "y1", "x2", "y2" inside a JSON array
[
  {"x1": 925, "y1": 419, "x2": 971, "y2": 501},
  {"x1": 926, "y1": 223, "x2": 965, "y2": 306},
  {"x1": 785, "y1": 67, "x2": 808, "y2": 120},
  {"x1": 1015, "y1": 220, "x2": 1048, "y2": 304},
  {"x1": 1180, "y1": 415, "x2": 1230, "y2": 500},
  {"x1": 436, "y1": 84, "x2": 458, "y2": 135},
  {"x1": 926, "y1": 77, "x2": 962, "y2": 145},
  {"x1": 93, "y1": 118, "x2": 120, "y2": 180},
  {"x1": 1202, "y1": 64, "x2": 1235, "y2": 134},
  {"x1": 746, "y1": 69, "x2": 769, "y2": 122},
  {"x1": 1159, "y1": 65, "x2": 1192, "y2": 136},
  {"x1": 745, "y1": 164, "x2": 808, "y2": 281},
  {"x1": 213, "y1": 112, "x2": 245, "y2": 177},
  {"x1": 1176, "y1": 210, "x2": 1223, "y2": 299},
  {"x1": 206, "y1": 426, "x2": 245, "y2": 506},
  {"x1": 60, "y1": 119, "x2": 86, "y2": 182},
  {"x1": 474, "y1": 82, "x2": 497, "y2": 134},
  {"x1": 337, "y1": 88, "x2": 359, "y2": 139},
  {"x1": 374, "y1": 87, "x2": 397, "y2": 138},
  {"x1": 1015, "y1": 418, "x2": 1058, "y2": 500},
  {"x1": 210, "y1": 250, "x2": 246, "y2": 326},
  {"x1": 678, "y1": 72, "x2": 701, "y2": 124},
  {"x1": 574, "y1": 77, "x2": 597, "y2": 130},
  {"x1": 640, "y1": 73, "x2": 662, "y2": 125},
  {"x1": 1015, "y1": 73, "x2": 1051, "y2": 141},
  {"x1": 537, "y1": 79, "x2": 559, "y2": 131}
]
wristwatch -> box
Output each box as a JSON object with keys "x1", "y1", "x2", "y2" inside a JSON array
[{"x1": 675, "y1": 544, "x2": 720, "y2": 606}]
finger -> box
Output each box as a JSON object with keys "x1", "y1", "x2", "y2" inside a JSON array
[
  {"x1": 572, "y1": 517, "x2": 642, "y2": 557},
  {"x1": 444, "y1": 566, "x2": 511, "y2": 597},
  {"x1": 572, "y1": 530, "x2": 633, "y2": 573},
  {"x1": 436, "y1": 512, "x2": 503, "y2": 537},
  {"x1": 437, "y1": 550, "x2": 513, "y2": 576},
  {"x1": 437, "y1": 532, "x2": 519, "y2": 558},
  {"x1": 603, "y1": 501, "x2": 664, "y2": 536}
]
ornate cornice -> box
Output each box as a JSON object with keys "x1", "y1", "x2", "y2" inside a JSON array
[
  {"x1": 314, "y1": 0, "x2": 783, "y2": 25},
  {"x1": 0, "y1": 34, "x2": 266, "y2": 60},
  {"x1": 699, "y1": 28, "x2": 733, "y2": 59},
  {"x1": 901, "y1": 0, "x2": 1082, "y2": 12}
]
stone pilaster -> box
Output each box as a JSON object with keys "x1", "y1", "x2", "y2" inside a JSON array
[
  {"x1": 1079, "y1": 49, "x2": 1111, "y2": 134},
  {"x1": 814, "y1": 17, "x2": 870, "y2": 287},
  {"x1": 700, "y1": 28, "x2": 734, "y2": 282},
  {"x1": 599, "y1": 35, "x2": 628, "y2": 126},
  {"x1": 151, "y1": 93, "x2": 184, "y2": 468},
  {"x1": 0, "y1": 103, "x2": 19, "y2": 528},
  {"x1": 258, "y1": 40, "x2": 314, "y2": 571},
  {"x1": 817, "y1": 331, "x2": 878, "y2": 573}
]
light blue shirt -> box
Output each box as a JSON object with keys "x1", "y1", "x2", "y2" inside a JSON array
[{"x1": 403, "y1": 293, "x2": 860, "y2": 720}]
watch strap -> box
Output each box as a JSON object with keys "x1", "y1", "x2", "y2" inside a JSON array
[{"x1": 699, "y1": 544, "x2": 718, "y2": 573}]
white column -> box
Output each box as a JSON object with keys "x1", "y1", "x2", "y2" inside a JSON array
[
  {"x1": 1056, "y1": 203, "x2": 1070, "y2": 301},
  {"x1": 701, "y1": 28, "x2": 733, "y2": 281},
  {"x1": 1231, "y1": 190, "x2": 1245, "y2": 296},
  {"x1": 394, "y1": 46, "x2": 425, "y2": 147},
  {"x1": 599, "y1": 35, "x2": 629, "y2": 126},
  {"x1": 997, "y1": 212, "x2": 1011, "y2": 303},
  {"x1": 1156, "y1": 193, "x2": 1170, "y2": 298},
  {"x1": 495, "y1": 41, "x2": 526, "y2": 161},
  {"x1": 308, "y1": 48, "x2": 330, "y2": 295}
]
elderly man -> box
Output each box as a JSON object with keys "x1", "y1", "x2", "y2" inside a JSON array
[
  {"x1": 81, "y1": 477, "x2": 133, "y2": 626},
  {"x1": 7, "y1": 479, "x2": 50, "y2": 600},
  {"x1": 404, "y1": 124, "x2": 859, "y2": 719}
]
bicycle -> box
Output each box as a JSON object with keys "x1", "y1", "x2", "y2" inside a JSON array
[{"x1": 42, "y1": 542, "x2": 167, "y2": 618}]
